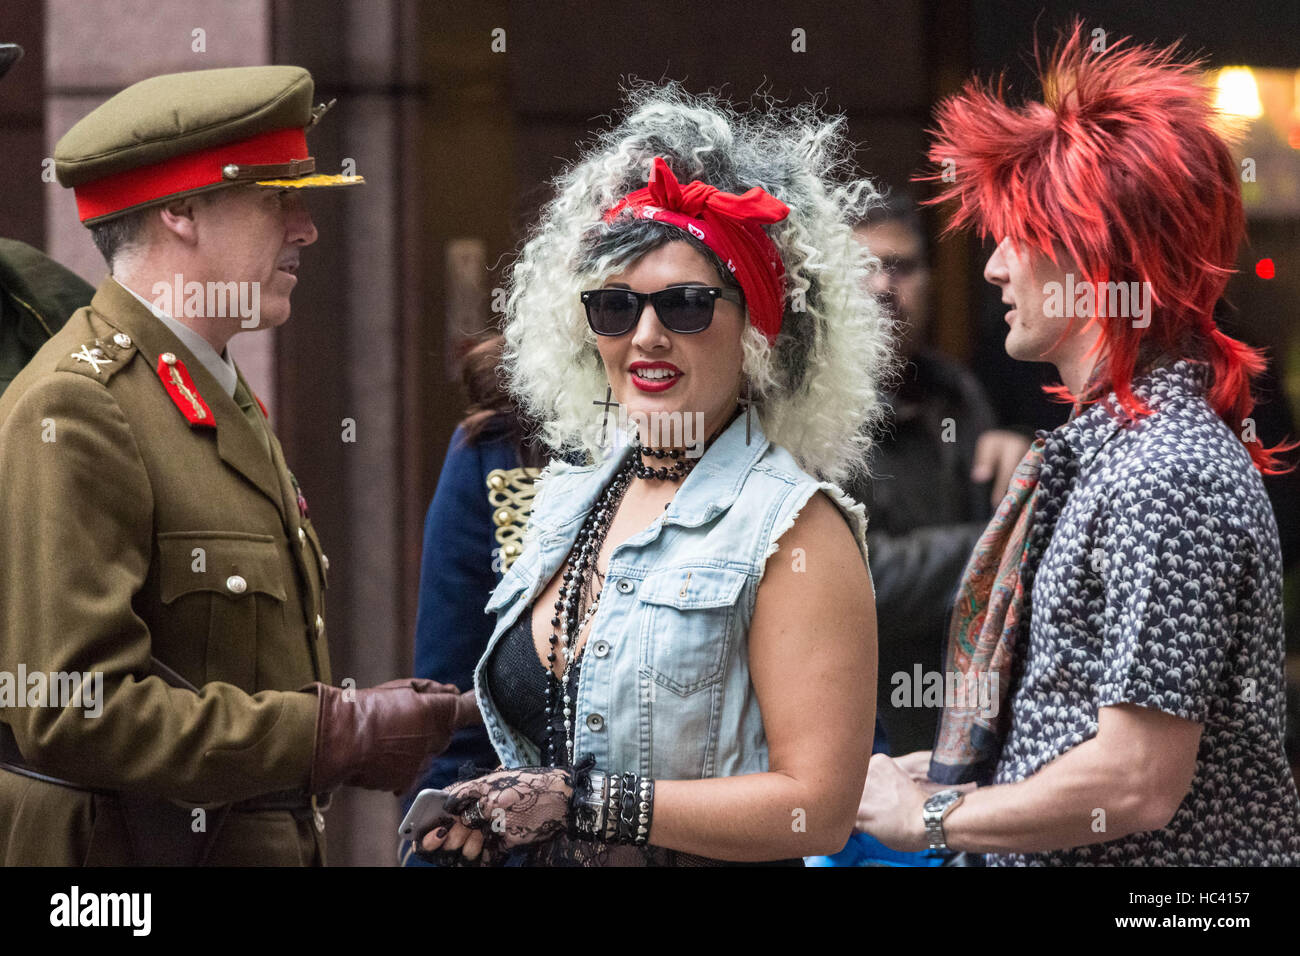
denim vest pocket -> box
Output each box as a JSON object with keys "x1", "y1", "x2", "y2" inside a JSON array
[{"x1": 637, "y1": 566, "x2": 747, "y2": 695}]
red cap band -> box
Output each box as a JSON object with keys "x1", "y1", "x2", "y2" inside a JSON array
[
  {"x1": 74, "y1": 127, "x2": 309, "y2": 223},
  {"x1": 604, "y1": 157, "x2": 790, "y2": 344}
]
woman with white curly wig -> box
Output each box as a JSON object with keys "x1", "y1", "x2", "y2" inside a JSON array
[{"x1": 420, "y1": 84, "x2": 892, "y2": 866}]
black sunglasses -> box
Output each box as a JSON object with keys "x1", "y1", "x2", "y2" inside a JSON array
[{"x1": 580, "y1": 286, "x2": 744, "y2": 336}]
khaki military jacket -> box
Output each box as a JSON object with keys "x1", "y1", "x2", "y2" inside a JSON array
[{"x1": 0, "y1": 277, "x2": 331, "y2": 865}]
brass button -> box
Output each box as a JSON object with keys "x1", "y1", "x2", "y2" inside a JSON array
[
  {"x1": 160, "y1": 352, "x2": 177, "y2": 365},
  {"x1": 225, "y1": 575, "x2": 247, "y2": 594},
  {"x1": 112, "y1": 333, "x2": 131, "y2": 349}
]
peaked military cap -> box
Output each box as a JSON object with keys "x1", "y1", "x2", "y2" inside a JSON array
[
  {"x1": 54, "y1": 65, "x2": 363, "y2": 225},
  {"x1": 0, "y1": 43, "x2": 22, "y2": 81}
]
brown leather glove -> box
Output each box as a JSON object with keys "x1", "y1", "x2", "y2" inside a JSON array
[
  {"x1": 304, "y1": 678, "x2": 465, "y2": 795},
  {"x1": 455, "y1": 690, "x2": 482, "y2": 729}
]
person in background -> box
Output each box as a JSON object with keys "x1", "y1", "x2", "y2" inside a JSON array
[
  {"x1": 846, "y1": 194, "x2": 1030, "y2": 757},
  {"x1": 403, "y1": 333, "x2": 549, "y2": 864},
  {"x1": 0, "y1": 43, "x2": 94, "y2": 398}
]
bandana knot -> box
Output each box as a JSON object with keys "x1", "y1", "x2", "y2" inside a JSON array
[{"x1": 604, "y1": 157, "x2": 790, "y2": 344}]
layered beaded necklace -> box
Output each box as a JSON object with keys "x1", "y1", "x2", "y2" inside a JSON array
[{"x1": 543, "y1": 438, "x2": 703, "y2": 768}]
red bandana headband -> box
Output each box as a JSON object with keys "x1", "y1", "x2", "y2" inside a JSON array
[{"x1": 603, "y1": 157, "x2": 790, "y2": 344}]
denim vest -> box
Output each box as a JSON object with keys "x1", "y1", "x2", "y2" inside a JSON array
[{"x1": 473, "y1": 411, "x2": 871, "y2": 780}]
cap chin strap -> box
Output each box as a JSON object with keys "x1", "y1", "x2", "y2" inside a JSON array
[{"x1": 222, "y1": 156, "x2": 316, "y2": 182}]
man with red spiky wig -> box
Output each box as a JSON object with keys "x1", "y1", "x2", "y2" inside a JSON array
[{"x1": 856, "y1": 21, "x2": 1300, "y2": 865}]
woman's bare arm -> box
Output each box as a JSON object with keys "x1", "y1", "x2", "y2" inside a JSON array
[{"x1": 646, "y1": 490, "x2": 877, "y2": 860}]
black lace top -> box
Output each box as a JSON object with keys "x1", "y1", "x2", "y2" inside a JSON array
[
  {"x1": 484, "y1": 609, "x2": 578, "y2": 757},
  {"x1": 483, "y1": 605, "x2": 803, "y2": 867}
]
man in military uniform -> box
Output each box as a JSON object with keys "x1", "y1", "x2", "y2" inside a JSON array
[
  {"x1": 0, "y1": 43, "x2": 95, "y2": 397},
  {"x1": 0, "y1": 66, "x2": 478, "y2": 866}
]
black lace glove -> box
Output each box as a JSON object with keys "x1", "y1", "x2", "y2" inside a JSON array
[{"x1": 443, "y1": 766, "x2": 574, "y2": 850}]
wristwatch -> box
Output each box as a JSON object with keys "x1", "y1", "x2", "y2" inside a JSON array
[{"x1": 922, "y1": 789, "x2": 965, "y2": 851}]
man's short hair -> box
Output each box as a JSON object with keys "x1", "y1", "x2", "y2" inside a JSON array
[
  {"x1": 87, "y1": 191, "x2": 226, "y2": 270},
  {"x1": 88, "y1": 207, "x2": 151, "y2": 269},
  {"x1": 858, "y1": 191, "x2": 924, "y2": 240}
]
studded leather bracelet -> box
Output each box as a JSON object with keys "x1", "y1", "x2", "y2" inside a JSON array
[{"x1": 568, "y1": 767, "x2": 654, "y2": 846}]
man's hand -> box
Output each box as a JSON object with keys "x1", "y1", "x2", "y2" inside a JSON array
[
  {"x1": 892, "y1": 749, "x2": 979, "y2": 795},
  {"x1": 454, "y1": 690, "x2": 482, "y2": 729},
  {"x1": 854, "y1": 752, "x2": 930, "y2": 851},
  {"x1": 304, "y1": 678, "x2": 466, "y2": 795},
  {"x1": 893, "y1": 749, "x2": 933, "y2": 783},
  {"x1": 972, "y1": 429, "x2": 1033, "y2": 508}
]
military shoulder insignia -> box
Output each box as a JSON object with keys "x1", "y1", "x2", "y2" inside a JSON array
[
  {"x1": 71, "y1": 343, "x2": 112, "y2": 374},
  {"x1": 56, "y1": 332, "x2": 137, "y2": 383},
  {"x1": 156, "y1": 352, "x2": 214, "y2": 427}
]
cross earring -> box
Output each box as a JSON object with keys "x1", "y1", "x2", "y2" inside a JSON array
[
  {"x1": 593, "y1": 387, "x2": 619, "y2": 449},
  {"x1": 737, "y1": 376, "x2": 754, "y2": 445}
]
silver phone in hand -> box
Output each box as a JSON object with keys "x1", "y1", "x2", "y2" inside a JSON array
[{"x1": 399, "y1": 788, "x2": 450, "y2": 840}]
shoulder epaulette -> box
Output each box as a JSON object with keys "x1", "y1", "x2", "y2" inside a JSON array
[{"x1": 54, "y1": 329, "x2": 138, "y2": 384}]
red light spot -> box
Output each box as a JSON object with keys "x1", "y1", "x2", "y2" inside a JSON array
[{"x1": 1256, "y1": 258, "x2": 1275, "y2": 279}]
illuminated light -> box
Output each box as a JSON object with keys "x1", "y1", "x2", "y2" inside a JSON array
[
  {"x1": 1215, "y1": 67, "x2": 1264, "y2": 119},
  {"x1": 1256, "y1": 258, "x2": 1275, "y2": 279}
]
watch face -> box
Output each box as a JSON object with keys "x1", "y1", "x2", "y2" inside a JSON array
[{"x1": 925, "y1": 790, "x2": 960, "y2": 813}]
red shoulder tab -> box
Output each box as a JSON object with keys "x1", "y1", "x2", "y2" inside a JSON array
[
  {"x1": 156, "y1": 353, "x2": 215, "y2": 428},
  {"x1": 254, "y1": 394, "x2": 268, "y2": 419}
]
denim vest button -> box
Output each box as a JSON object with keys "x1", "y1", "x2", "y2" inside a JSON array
[
  {"x1": 592, "y1": 640, "x2": 610, "y2": 658},
  {"x1": 586, "y1": 713, "x2": 605, "y2": 731},
  {"x1": 616, "y1": 579, "x2": 634, "y2": 593}
]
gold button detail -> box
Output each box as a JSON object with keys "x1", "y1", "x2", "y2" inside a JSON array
[
  {"x1": 113, "y1": 332, "x2": 131, "y2": 348},
  {"x1": 226, "y1": 575, "x2": 247, "y2": 594},
  {"x1": 160, "y1": 352, "x2": 177, "y2": 365}
]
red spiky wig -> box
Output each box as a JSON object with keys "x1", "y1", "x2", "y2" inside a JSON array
[{"x1": 921, "y1": 20, "x2": 1291, "y2": 473}]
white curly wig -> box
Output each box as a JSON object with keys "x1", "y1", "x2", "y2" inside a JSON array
[{"x1": 501, "y1": 82, "x2": 894, "y2": 483}]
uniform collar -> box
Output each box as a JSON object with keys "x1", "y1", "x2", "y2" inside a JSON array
[
  {"x1": 113, "y1": 277, "x2": 238, "y2": 397},
  {"x1": 89, "y1": 277, "x2": 285, "y2": 515}
]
